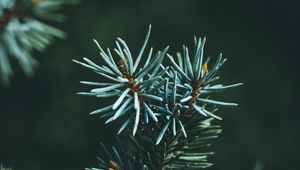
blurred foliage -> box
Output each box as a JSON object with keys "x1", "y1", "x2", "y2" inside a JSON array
[
  {"x1": 0, "y1": 164, "x2": 12, "y2": 170},
  {"x1": 253, "y1": 159, "x2": 264, "y2": 170},
  {"x1": 0, "y1": 0, "x2": 77, "y2": 83},
  {"x1": 0, "y1": 0, "x2": 299, "y2": 170}
]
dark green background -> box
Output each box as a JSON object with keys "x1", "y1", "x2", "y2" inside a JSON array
[{"x1": 0, "y1": 0, "x2": 299, "y2": 169}]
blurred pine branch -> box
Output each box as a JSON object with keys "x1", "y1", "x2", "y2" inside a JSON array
[
  {"x1": 0, "y1": 0, "x2": 78, "y2": 84},
  {"x1": 0, "y1": 164, "x2": 12, "y2": 170}
]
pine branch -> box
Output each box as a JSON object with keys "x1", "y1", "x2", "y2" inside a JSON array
[
  {"x1": 76, "y1": 25, "x2": 242, "y2": 170},
  {"x1": 0, "y1": 0, "x2": 78, "y2": 84}
]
